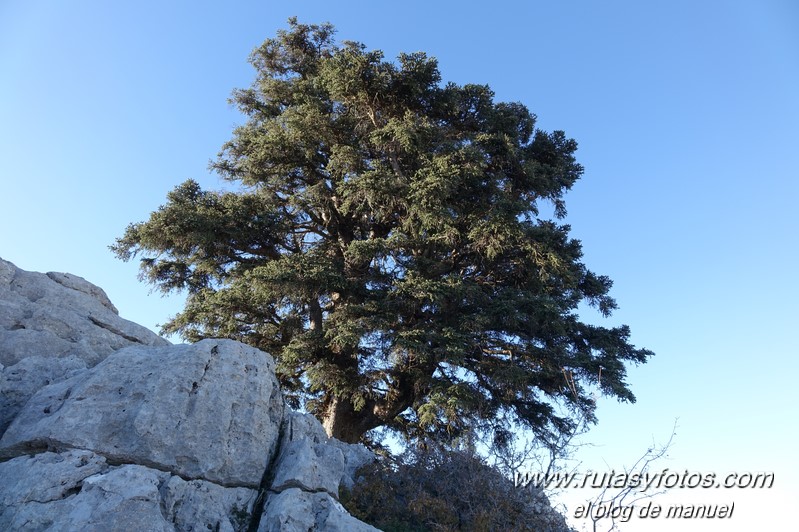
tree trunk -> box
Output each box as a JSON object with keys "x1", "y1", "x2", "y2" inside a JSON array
[
  {"x1": 322, "y1": 396, "x2": 376, "y2": 443},
  {"x1": 321, "y1": 375, "x2": 417, "y2": 443}
]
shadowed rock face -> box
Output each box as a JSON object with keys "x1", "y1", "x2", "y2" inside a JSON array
[{"x1": 0, "y1": 258, "x2": 377, "y2": 531}]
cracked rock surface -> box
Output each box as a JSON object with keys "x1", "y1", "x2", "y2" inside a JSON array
[
  {"x1": 260, "y1": 488, "x2": 379, "y2": 532},
  {"x1": 0, "y1": 339, "x2": 284, "y2": 488},
  {"x1": 0, "y1": 258, "x2": 378, "y2": 530},
  {"x1": 0, "y1": 449, "x2": 256, "y2": 531},
  {"x1": 270, "y1": 411, "x2": 374, "y2": 496},
  {"x1": 259, "y1": 411, "x2": 378, "y2": 531},
  {"x1": 0, "y1": 257, "x2": 168, "y2": 435},
  {"x1": 0, "y1": 257, "x2": 167, "y2": 369}
]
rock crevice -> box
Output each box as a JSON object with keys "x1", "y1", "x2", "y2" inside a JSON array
[{"x1": 0, "y1": 258, "x2": 376, "y2": 531}]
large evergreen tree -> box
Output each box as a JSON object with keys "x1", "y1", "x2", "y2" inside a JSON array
[{"x1": 113, "y1": 19, "x2": 652, "y2": 446}]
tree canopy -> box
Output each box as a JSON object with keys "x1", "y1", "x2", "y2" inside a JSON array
[{"x1": 113, "y1": 18, "x2": 652, "y2": 447}]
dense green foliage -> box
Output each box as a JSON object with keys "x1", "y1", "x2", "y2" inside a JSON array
[{"x1": 113, "y1": 19, "x2": 652, "y2": 445}]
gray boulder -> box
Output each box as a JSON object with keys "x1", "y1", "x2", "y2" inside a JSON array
[
  {"x1": 0, "y1": 257, "x2": 168, "y2": 369},
  {"x1": 0, "y1": 354, "x2": 87, "y2": 435},
  {"x1": 0, "y1": 339, "x2": 284, "y2": 488},
  {"x1": 0, "y1": 257, "x2": 169, "y2": 436},
  {"x1": 259, "y1": 488, "x2": 380, "y2": 532},
  {"x1": 0, "y1": 258, "x2": 382, "y2": 530},
  {"x1": 0, "y1": 449, "x2": 256, "y2": 532},
  {"x1": 257, "y1": 411, "x2": 378, "y2": 532},
  {"x1": 161, "y1": 475, "x2": 256, "y2": 532},
  {"x1": 270, "y1": 410, "x2": 375, "y2": 496}
]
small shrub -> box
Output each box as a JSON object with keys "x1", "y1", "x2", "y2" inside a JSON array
[
  {"x1": 341, "y1": 445, "x2": 573, "y2": 532},
  {"x1": 229, "y1": 503, "x2": 251, "y2": 531}
]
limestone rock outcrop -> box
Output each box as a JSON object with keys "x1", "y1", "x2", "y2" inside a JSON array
[
  {"x1": 0, "y1": 258, "x2": 167, "y2": 369},
  {"x1": 270, "y1": 411, "x2": 375, "y2": 496},
  {"x1": 0, "y1": 449, "x2": 256, "y2": 531},
  {"x1": 0, "y1": 339, "x2": 285, "y2": 487},
  {"x1": 0, "y1": 258, "x2": 376, "y2": 531},
  {"x1": 0, "y1": 257, "x2": 168, "y2": 435},
  {"x1": 261, "y1": 488, "x2": 375, "y2": 532}
]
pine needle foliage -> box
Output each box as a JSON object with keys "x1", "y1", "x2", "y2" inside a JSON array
[{"x1": 113, "y1": 18, "x2": 652, "y2": 446}]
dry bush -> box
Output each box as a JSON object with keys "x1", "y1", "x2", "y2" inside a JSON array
[{"x1": 341, "y1": 445, "x2": 573, "y2": 532}]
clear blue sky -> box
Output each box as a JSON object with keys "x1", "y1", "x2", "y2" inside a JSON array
[{"x1": 1, "y1": 1, "x2": 797, "y2": 529}]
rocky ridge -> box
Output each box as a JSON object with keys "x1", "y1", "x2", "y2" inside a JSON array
[{"x1": 0, "y1": 257, "x2": 376, "y2": 531}]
